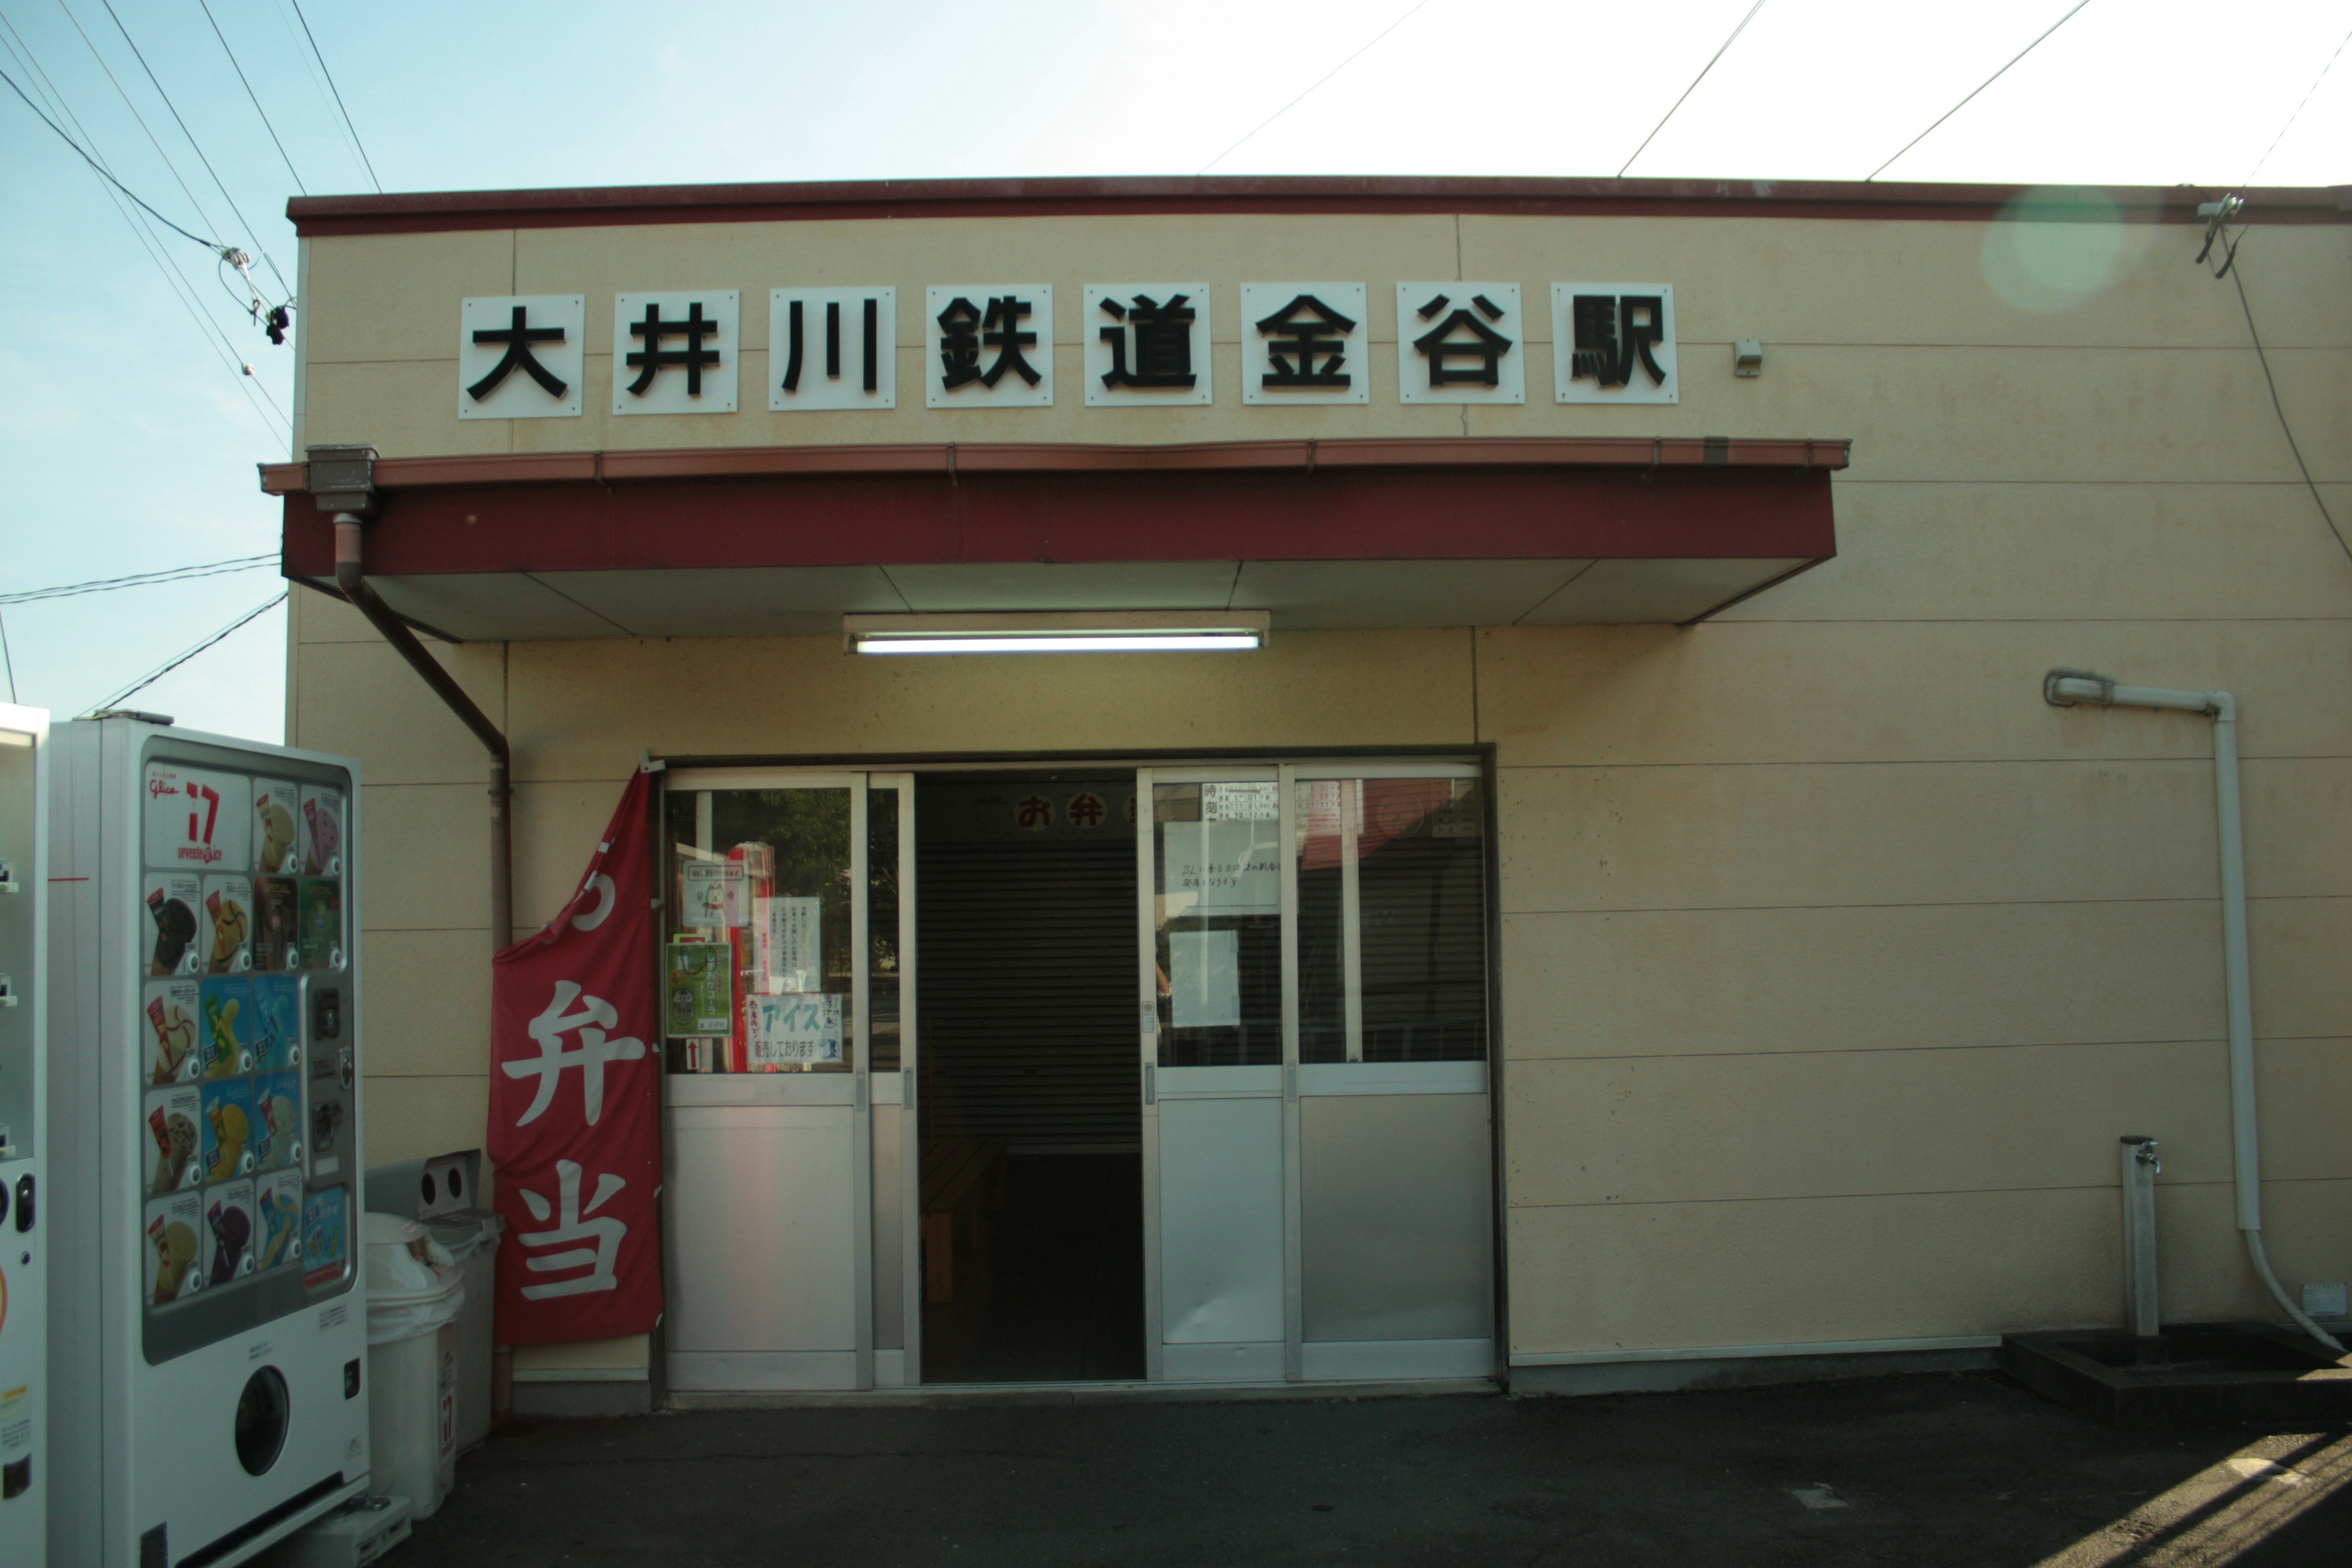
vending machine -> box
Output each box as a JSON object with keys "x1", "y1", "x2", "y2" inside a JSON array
[
  {"x1": 48, "y1": 715, "x2": 369, "y2": 1566},
  {"x1": 0, "y1": 703, "x2": 49, "y2": 1563}
]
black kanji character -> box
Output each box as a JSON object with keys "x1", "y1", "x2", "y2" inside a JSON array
[
  {"x1": 1410, "y1": 292, "x2": 1513, "y2": 387},
  {"x1": 1571, "y1": 293, "x2": 1668, "y2": 388},
  {"x1": 625, "y1": 301, "x2": 722, "y2": 396},
  {"x1": 1256, "y1": 293, "x2": 1354, "y2": 388},
  {"x1": 785, "y1": 296, "x2": 886, "y2": 396},
  {"x1": 938, "y1": 295, "x2": 1041, "y2": 390},
  {"x1": 468, "y1": 303, "x2": 568, "y2": 401},
  {"x1": 981, "y1": 295, "x2": 1042, "y2": 387},
  {"x1": 1098, "y1": 293, "x2": 1196, "y2": 390}
]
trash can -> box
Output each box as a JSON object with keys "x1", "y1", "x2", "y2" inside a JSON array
[
  {"x1": 363, "y1": 1213, "x2": 466, "y2": 1520},
  {"x1": 423, "y1": 1208, "x2": 501, "y2": 1453},
  {"x1": 366, "y1": 1150, "x2": 500, "y2": 1453}
]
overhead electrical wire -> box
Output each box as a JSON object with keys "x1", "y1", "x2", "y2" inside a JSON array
[
  {"x1": 0, "y1": 23, "x2": 288, "y2": 435},
  {"x1": 1, "y1": 554, "x2": 279, "y2": 606},
  {"x1": 1618, "y1": 1, "x2": 1766, "y2": 178},
  {"x1": 93, "y1": 0, "x2": 291, "y2": 296},
  {"x1": 1197, "y1": 0, "x2": 1433, "y2": 174},
  {"x1": 86, "y1": 590, "x2": 287, "y2": 717},
  {"x1": 2241, "y1": 23, "x2": 2351, "y2": 189},
  {"x1": 0, "y1": 62, "x2": 216, "y2": 247},
  {"x1": 42, "y1": 0, "x2": 232, "y2": 245},
  {"x1": 1868, "y1": 0, "x2": 2094, "y2": 179},
  {"x1": 196, "y1": 0, "x2": 304, "y2": 194},
  {"x1": 287, "y1": 0, "x2": 377, "y2": 192}
]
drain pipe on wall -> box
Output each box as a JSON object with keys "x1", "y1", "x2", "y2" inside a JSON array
[
  {"x1": 310, "y1": 446, "x2": 519, "y2": 1421},
  {"x1": 2043, "y1": 670, "x2": 2343, "y2": 1354}
]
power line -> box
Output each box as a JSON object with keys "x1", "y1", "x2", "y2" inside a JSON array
[
  {"x1": 1198, "y1": 0, "x2": 1434, "y2": 174},
  {"x1": 1, "y1": 554, "x2": 279, "y2": 605},
  {"x1": 86, "y1": 590, "x2": 287, "y2": 717},
  {"x1": 0, "y1": 22, "x2": 288, "y2": 435},
  {"x1": 288, "y1": 0, "x2": 377, "y2": 192},
  {"x1": 2225, "y1": 240, "x2": 2351, "y2": 571},
  {"x1": 1618, "y1": 1, "x2": 1766, "y2": 178},
  {"x1": 197, "y1": 0, "x2": 304, "y2": 194},
  {"x1": 1868, "y1": 0, "x2": 2094, "y2": 180},
  {"x1": 43, "y1": 0, "x2": 233, "y2": 244},
  {"x1": 0, "y1": 608, "x2": 15, "y2": 704},
  {"x1": 94, "y1": 0, "x2": 290, "y2": 295},
  {"x1": 0, "y1": 64, "x2": 217, "y2": 247},
  {"x1": 2243, "y1": 24, "x2": 2351, "y2": 188},
  {"x1": 266, "y1": 0, "x2": 363, "y2": 183}
]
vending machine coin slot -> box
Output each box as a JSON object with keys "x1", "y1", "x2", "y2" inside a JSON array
[
  {"x1": 311, "y1": 987, "x2": 341, "y2": 1043},
  {"x1": 13, "y1": 1174, "x2": 30, "y2": 1231}
]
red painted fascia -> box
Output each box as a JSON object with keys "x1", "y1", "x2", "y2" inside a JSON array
[
  {"x1": 284, "y1": 175, "x2": 2352, "y2": 238},
  {"x1": 278, "y1": 461, "x2": 1837, "y2": 580}
]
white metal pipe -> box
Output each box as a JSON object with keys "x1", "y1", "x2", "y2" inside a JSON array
[{"x1": 2043, "y1": 670, "x2": 2343, "y2": 1354}]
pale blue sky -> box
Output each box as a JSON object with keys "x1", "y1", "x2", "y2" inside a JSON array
[{"x1": 3, "y1": 0, "x2": 2346, "y2": 743}]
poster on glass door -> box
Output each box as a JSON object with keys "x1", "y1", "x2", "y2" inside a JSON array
[
  {"x1": 1161, "y1": 817, "x2": 1281, "y2": 916},
  {"x1": 746, "y1": 992, "x2": 843, "y2": 1068},
  {"x1": 756, "y1": 895, "x2": 821, "y2": 992}
]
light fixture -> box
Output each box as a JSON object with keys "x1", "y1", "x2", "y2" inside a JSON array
[{"x1": 845, "y1": 610, "x2": 1268, "y2": 655}]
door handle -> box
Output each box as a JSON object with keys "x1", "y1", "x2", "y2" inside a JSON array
[{"x1": 1144, "y1": 1063, "x2": 1156, "y2": 1106}]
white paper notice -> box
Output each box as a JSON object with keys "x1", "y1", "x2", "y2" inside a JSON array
[
  {"x1": 680, "y1": 859, "x2": 749, "y2": 928},
  {"x1": 748, "y1": 992, "x2": 845, "y2": 1068},
  {"x1": 1169, "y1": 929, "x2": 1241, "y2": 1030},
  {"x1": 1161, "y1": 820, "x2": 1281, "y2": 916},
  {"x1": 760, "y1": 895, "x2": 822, "y2": 992}
]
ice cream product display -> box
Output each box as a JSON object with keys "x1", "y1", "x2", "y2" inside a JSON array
[
  {"x1": 254, "y1": 779, "x2": 301, "y2": 874},
  {"x1": 143, "y1": 979, "x2": 202, "y2": 1084},
  {"x1": 145, "y1": 1085, "x2": 204, "y2": 1193},
  {"x1": 203, "y1": 873, "x2": 254, "y2": 973},
  {"x1": 145, "y1": 872, "x2": 204, "y2": 975},
  {"x1": 203, "y1": 1077, "x2": 256, "y2": 1182},
  {"x1": 254, "y1": 1070, "x2": 300, "y2": 1171},
  {"x1": 253, "y1": 876, "x2": 300, "y2": 971},
  {"x1": 257, "y1": 1171, "x2": 303, "y2": 1270},
  {"x1": 298, "y1": 879, "x2": 343, "y2": 970},
  {"x1": 300, "y1": 784, "x2": 343, "y2": 876},
  {"x1": 146, "y1": 1192, "x2": 204, "y2": 1305},
  {"x1": 198, "y1": 976, "x2": 254, "y2": 1077},
  {"x1": 251, "y1": 973, "x2": 300, "y2": 1069},
  {"x1": 205, "y1": 1180, "x2": 258, "y2": 1285},
  {"x1": 302, "y1": 1186, "x2": 350, "y2": 1289},
  {"x1": 137, "y1": 751, "x2": 354, "y2": 1325}
]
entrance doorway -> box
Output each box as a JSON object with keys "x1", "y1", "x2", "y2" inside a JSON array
[
  {"x1": 655, "y1": 758, "x2": 1496, "y2": 1395},
  {"x1": 914, "y1": 774, "x2": 1145, "y2": 1382}
]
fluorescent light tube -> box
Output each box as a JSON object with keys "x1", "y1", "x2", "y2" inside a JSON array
[{"x1": 856, "y1": 633, "x2": 1261, "y2": 655}]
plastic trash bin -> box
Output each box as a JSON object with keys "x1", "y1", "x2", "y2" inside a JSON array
[
  {"x1": 423, "y1": 1209, "x2": 501, "y2": 1453},
  {"x1": 366, "y1": 1151, "x2": 500, "y2": 1452},
  {"x1": 363, "y1": 1213, "x2": 466, "y2": 1520}
]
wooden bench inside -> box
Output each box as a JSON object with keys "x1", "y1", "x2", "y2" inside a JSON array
[{"x1": 921, "y1": 1136, "x2": 1005, "y2": 1305}]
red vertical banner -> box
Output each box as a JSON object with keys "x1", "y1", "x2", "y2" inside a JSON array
[{"x1": 486, "y1": 769, "x2": 663, "y2": 1344}]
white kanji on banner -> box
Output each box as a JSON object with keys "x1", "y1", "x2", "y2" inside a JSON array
[
  {"x1": 514, "y1": 1159, "x2": 628, "y2": 1299},
  {"x1": 504, "y1": 980, "x2": 647, "y2": 1126},
  {"x1": 490, "y1": 769, "x2": 664, "y2": 1344}
]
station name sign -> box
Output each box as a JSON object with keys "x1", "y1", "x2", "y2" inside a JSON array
[{"x1": 455, "y1": 281, "x2": 1680, "y2": 420}]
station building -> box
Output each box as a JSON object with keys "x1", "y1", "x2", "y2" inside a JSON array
[{"x1": 265, "y1": 175, "x2": 2352, "y2": 1412}]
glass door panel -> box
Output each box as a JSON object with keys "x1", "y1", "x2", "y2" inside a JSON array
[
  {"x1": 1141, "y1": 770, "x2": 1289, "y2": 1383},
  {"x1": 660, "y1": 774, "x2": 875, "y2": 1392},
  {"x1": 1291, "y1": 766, "x2": 1494, "y2": 1383}
]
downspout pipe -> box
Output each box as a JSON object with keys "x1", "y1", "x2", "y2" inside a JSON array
[
  {"x1": 2044, "y1": 671, "x2": 2343, "y2": 1354},
  {"x1": 333, "y1": 514, "x2": 514, "y2": 953}
]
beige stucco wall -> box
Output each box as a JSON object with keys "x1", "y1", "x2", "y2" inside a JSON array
[{"x1": 288, "y1": 201, "x2": 2352, "y2": 1370}]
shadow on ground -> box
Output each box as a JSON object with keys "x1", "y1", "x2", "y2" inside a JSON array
[{"x1": 407, "y1": 1373, "x2": 2352, "y2": 1566}]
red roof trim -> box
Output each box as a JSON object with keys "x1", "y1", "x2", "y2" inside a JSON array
[
  {"x1": 285, "y1": 175, "x2": 2352, "y2": 237},
  {"x1": 258, "y1": 435, "x2": 1851, "y2": 497}
]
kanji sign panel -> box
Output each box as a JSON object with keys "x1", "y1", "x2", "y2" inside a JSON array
[
  {"x1": 612, "y1": 290, "x2": 740, "y2": 415},
  {"x1": 1084, "y1": 282, "x2": 1211, "y2": 407},
  {"x1": 489, "y1": 770, "x2": 664, "y2": 1343},
  {"x1": 769, "y1": 287, "x2": 896, "y2": 410},
  {"x1": 1240, "y1": 282, "x2": 1368, "y2": 405},
  {"x1": 926, "y1": 284, "x2": 1054, "y2": 407},
  {"x1": 1397, "y1": 282, "x2": 1524, "y2": 404},
  {"x1": 1552, "y1": 283, "x2": 1678, "y2": 404},
  {"x1": 458, "y1": 295, "x2": 585, "y2": 419}
]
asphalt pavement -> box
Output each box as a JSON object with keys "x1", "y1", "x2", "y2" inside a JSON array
[{"x1": 399, "y1": 1372, "x2": 2352, "y2": 1566}]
